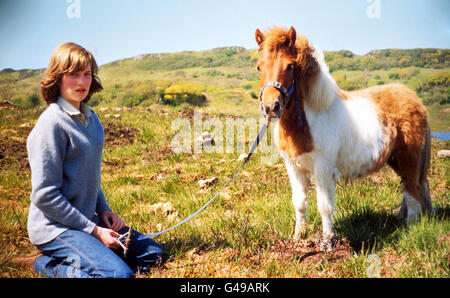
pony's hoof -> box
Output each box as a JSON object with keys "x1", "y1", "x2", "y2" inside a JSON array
[
  {"x1": 293, "y1": 227, "x2": 308, "y2": 241},
  {"x1": 319, "y1": 237, "x2": 337, "y2": 252}
]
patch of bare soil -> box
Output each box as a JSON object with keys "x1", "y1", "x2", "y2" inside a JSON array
[
  {"x1": 103, "y1": 121, "x2": 137, "y2": 146},
  {"x1": 269, "y1": 236, "x2": 353, "y2": 264},
  {"x1": 145, "y1": 146, "x2": 174, "y2": 162},
  {"x1": 0, "y1": 125, "x2": 33, "y2": 171},
  {"x1": 176, "y1": 108, "x2": 210, "y2": 119},
  {"x1": 0, "y1": 101, "x2": 22, "y2": 110}
]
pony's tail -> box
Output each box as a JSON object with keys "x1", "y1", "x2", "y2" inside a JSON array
[
  {"x1": 418, "y1": 125, "x2": 433, "y2": 214},
  {"x1": 419, "y1": 125, "x2": 431, "y2": 184}
]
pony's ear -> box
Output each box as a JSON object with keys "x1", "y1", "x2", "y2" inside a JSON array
[
  {"x1": 255, "y1": 29, "x2": 265, "y2": 47},
  {"x1": 287, "y1": 26, "x2": 297, "y2": 49}
]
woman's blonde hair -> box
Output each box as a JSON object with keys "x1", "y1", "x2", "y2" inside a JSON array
[{"x1": 40, "y1": 42, "x2": 103, "y2": 105}]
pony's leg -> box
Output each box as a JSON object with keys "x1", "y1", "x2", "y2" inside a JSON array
[
  {"x1": 404, "y1": 176, "x2": 433, "y2": 223},
  {"x1": 390, "y1": 127, "x2": 433, "y2": 223},
  {"x1": 314, "y1": 159, "x2": 337, "y2": 251},
  {"x1": 390, "y1": 155, "x2": 422, "y2": 223},
  {"x1": 403, "y1": 190, "x2": 422, "y2": 224},
  {"x1": 284, "y1": 157, "x2": 310, "y2": 240}
]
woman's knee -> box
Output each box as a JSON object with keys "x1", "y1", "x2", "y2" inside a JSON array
[{"x1": 113, "y1": 265, "x2": 134, "y2": 278}]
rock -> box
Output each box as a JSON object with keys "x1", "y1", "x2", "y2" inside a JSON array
[
  {"x1": 133, "y1": 54, "x2": 145, "y2": 61},
  {"x1": 198, "y1": 177, "x2": 217, "y2": 189},
  {"x1": 196, "y1": 131, "x2": 214, "y2": 146},
  {"x1": 220, "y1": 190, "x2": 231, "y2": 200},
  {"x1": 145, "y1": 202, "x2": 179, "y2": 222},
  {"x1": 237, "y1": 153, "x2": 248, "y2": 161},
  {"x1": 18, "y1": 122, "x2": 33, "y2": 128},
  {"x1": 437, "y1": 150, "x2": 450, "y2": 158},
  {"x1": 0, "y1": 101, "x2": 18, "y2": 110},
  {"x1": 105, "y1": 114, "x2": 121, "y2": 119}
]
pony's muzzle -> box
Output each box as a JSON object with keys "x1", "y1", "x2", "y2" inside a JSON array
[{"x1": 261, "y1": 99, "x2": 282, "y2": 119}]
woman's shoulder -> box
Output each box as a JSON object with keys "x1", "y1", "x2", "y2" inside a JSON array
[
  {"x1": 26, "y1": 104, "x2": 71, "y2": 162},
  {"x1": 86, "y1": 106, "x2": 103, "y2": 126},
  {"x1": 30, "y1": 104, "x2": 69, "y2": 135},
  {"x1": 38, "y1": 103, "x2": 65, "y2": 120}
]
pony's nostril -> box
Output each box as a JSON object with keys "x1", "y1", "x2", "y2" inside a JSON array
[
  {"x1": 265, "y1": 106, "x2": 271, "y2": 115},
  {"x1": 273, "y1": 101, "x2": 280, "y2": 113}
]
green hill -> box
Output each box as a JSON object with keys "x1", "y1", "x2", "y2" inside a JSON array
[{"x1": 1, "y1": 47, "x2": 449, "y2": 115}]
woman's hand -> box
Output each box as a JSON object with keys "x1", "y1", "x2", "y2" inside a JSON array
[
  {"x1": 91, "y1": 226, "x2": 121, "y2": 249},
  {"x1": 99, "y1": 210, "x2": 125, "y2": 232}
]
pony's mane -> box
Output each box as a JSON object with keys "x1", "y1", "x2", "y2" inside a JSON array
[
  {"x1": 259, "y1": 26, "x2": 311, "y2": 55},
  {"x1": 261, "y1": 27, "x2": 339, "y2": 112},
  {"x1": 308, "y1": 45, "x2": 340, "y2": 111}
]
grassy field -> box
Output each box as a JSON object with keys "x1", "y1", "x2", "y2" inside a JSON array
[
  {"x1": 0, "y1": 46, "x2": 448, "y2": 278},
  {"x1": 0, "y1": 98, "x2": 448, "y2": 278}
]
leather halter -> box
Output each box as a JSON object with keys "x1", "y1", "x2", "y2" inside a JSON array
[
  {"x1": 259, "y1": 69, "x2": 304, "y2": 127},
  {"x1": 259, "y1": 81, "x2": 295, "y2": 107}
]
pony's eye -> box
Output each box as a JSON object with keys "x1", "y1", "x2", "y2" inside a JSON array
[{"x1": 286, "y1": 64, "x2": 293, "y2": 72}]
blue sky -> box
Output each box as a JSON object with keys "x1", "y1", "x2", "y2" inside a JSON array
[{"x1": 0, "y1": 0, "x2": 449, "y2": 70}]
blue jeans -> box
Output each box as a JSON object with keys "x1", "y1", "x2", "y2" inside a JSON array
[{"x1": 33, "y1": 227, "x2": 164, "y2": 278}]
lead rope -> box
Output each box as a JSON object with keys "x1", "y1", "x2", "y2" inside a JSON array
[{"x1": 121, "y1": 122, "x2": 269, "y2": 245}]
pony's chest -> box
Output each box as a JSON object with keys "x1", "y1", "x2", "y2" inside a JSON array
[
  {"x1": 274, "y1": 118, "x2": 314, "y2": 160},
  {"x1": 275, "y1": 123, "x2": 315, "y2": 171}
]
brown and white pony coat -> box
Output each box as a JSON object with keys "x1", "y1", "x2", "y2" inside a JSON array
[{"x1": 255, "y1": 27, "x2": 433, "y2": 249}]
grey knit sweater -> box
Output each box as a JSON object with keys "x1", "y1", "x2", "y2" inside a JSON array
[{"x1": 27, "y1": 101, "x2": 110, "y2": 245}]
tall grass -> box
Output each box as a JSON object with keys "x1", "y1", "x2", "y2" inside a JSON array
[{"x1": 0, "y1": 102, "x2": 448, "y2": 278}]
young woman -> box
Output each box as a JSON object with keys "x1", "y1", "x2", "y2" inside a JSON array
[{"x1": 22, "y1": 42, "x2": 163, "y2": 277}]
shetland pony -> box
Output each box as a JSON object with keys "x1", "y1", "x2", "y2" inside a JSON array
[{"x1": 255, "y1": 26, "x2": 433, "y2": 250}]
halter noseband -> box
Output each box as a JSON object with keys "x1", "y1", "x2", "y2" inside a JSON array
[
  {"x1": 259, "y1": 70, "x2": 304, "y2": 127},
  {"x1": 259, "y1": 81, "x2": 295, "y2": 107}
]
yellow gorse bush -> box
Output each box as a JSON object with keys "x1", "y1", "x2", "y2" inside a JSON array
[{"x1": 164, "y1": 83, "x2": 204, "y2": 101}]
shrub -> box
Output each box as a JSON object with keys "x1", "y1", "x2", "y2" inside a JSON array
[
  {"x1": 426, "y1": 72, "x2": 449, "y2": 87},
  {"x1": 25, "y1": 93, "x2": 40, "y2": 107},
  {"x1": 241, "y1": 83, "x2": 253, "y2": 90},
  {"x1": 89, "y1": 93, "x2": 104, "y2": 107},
  {"x1": 162, "y1": 83, "x2": 206, "y2": 106},
  {"x1": 388, "y1": 73, "x2": 400, "y2": 80},
  {"x1": 204, "y1": 70, "x2": 224, "y2": 77},
  {"x1": 332, "y1": 73, "x2": 347, "y2": 86},
  {"x1": 119, "y1": 91, "x2": 146, "y2": 107},
  {"x1": 12, "y1": 93, "x2": 41, "y2": 108},
  {"x1": 165, "y1": 83, "x2": 203, "y2": 95},
  {"x1": 118, "y1": 81, "x2": 158, "y2": 107},
  {"x1": 339, "y1": 76, "x2": 368, "y2": 91}
]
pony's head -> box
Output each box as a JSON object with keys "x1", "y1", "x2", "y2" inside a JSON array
[{"x1": 255, "y1": 26, "x2": 321, "y2": 120}]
